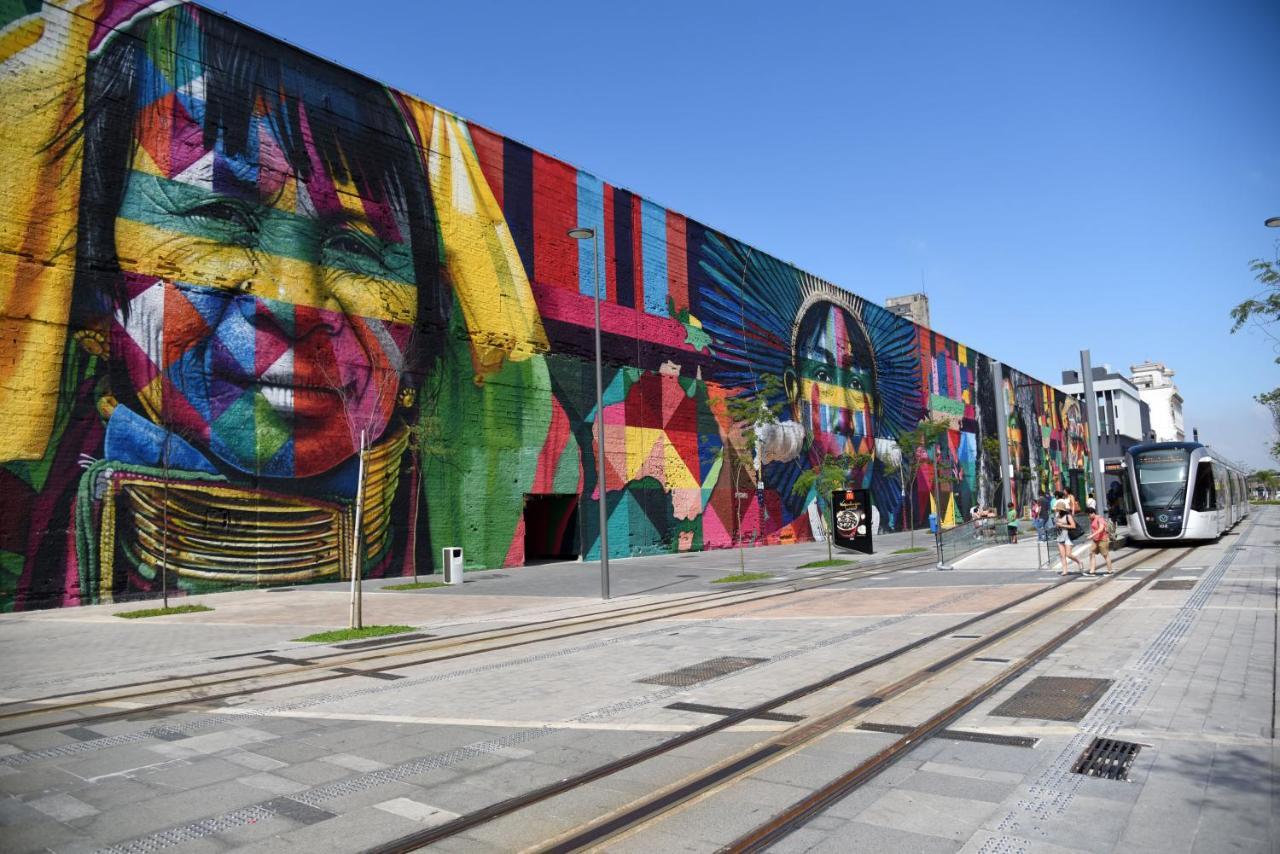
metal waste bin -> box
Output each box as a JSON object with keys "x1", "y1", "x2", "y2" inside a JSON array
[{"x1": 441, "y1": 547, "x2": 464, "y2": 585}]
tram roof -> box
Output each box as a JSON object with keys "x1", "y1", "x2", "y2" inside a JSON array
[{"x1": 1129, "y1": 441, "x2": 1204, "y2": 454}]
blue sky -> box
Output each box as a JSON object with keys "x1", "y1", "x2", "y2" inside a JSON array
[{"x1": 215, "y1": 0, "x2": 1280, "y2": 468}]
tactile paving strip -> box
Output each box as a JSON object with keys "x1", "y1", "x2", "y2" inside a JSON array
[
  {"x1": 990, "y1": 676, "x2": 1114, "y2": 722},
  {"x1": 980, "y1": 516, "x2": 1255, "y2": 851}
]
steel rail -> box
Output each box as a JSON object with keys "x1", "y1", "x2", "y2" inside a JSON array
[
  {"x1": 359, "y1": 550, "x2": 1158, "y2": 854},
  {"x1": 0, "y1": 552, "x2": 938, "y2": 736},
  {"x1": 1, "y1": 553, "x2": 938, "y2": 716},
  {"x1": 719, "y1": 547, "x2": 1191, "y2": 852},
  {"x1": 526, "y1": 547, "x2": 1181, "y2": 853}
]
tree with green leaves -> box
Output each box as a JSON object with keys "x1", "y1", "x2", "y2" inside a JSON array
[
  {"x1": 791, "y1": 451, "x2": 870, "y2": 562},
  {"x1": 1230, "y1": 253, "x2": 1280, "y2": 462},
  {"x1": 981, "y1": 435, "x2": 1002, "y2": 510},
  {"x1": 895, "y1": 418, "x2": 954, "y2": 546},
  {"x1": 720, "y1": 374, "x2": 786, "y2": 572}
]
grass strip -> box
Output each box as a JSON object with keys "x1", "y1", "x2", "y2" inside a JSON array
[
  {"x1": 114, "y1": 604, "x2": 213, "y2": 619},
  {"x1": 711, "y1": 572, "x2": 773, "y2": 584},
  {"x1": 891, "y1": 546, "x2": 930, "y2": 554},
  {"x1": 381, "y1": 581, "x2": 447, "y2": 591},
  {"x1": 294, "y1": 625, "x2": 415, "y2": 644},
  {"x1": 797, "y1": 558, "x2": 856, "y2": 569}
]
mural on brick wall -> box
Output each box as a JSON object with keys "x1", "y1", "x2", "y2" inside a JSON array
[
  {"x1": 1002, "y1": 366, "x2": 1090, "y2": 509},
  {"x1": 0, "y1": 1, "x2": 1084, "y2": 610}
]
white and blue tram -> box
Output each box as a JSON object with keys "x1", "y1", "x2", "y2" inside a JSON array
[{"x1": 1122, "y1": 442, "x2": 1250, "y2": 543}]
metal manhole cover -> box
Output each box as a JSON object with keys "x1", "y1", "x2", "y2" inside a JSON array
[
  {"x1": 1071, "y1": 737, "x2": 1141, "y2": 780},
  {"x1": 638, "y1": 656, "x2": 766, "y2": 687},
  {"x1": 991, "y1": 676, "x2": 1113, "y2": 722},
  {"x1": 1152, "y1": 579, "x2": 1195, "y2": 590}
]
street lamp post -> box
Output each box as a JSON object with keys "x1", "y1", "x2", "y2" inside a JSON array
[{"x1": 568, "y1": 227, "x2": 610, "y2": 600}]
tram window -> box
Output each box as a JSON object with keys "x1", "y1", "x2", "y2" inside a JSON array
[{"x1": 1191, "y1": 461, "x2": 1216, "y2": 511}]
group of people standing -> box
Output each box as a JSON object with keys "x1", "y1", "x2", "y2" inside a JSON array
[{"x1": 1030, "y1": 488, "x2": 1116, "y2": 577}]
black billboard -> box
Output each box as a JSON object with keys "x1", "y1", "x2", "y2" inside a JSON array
[{"x1": 832, "y1": 489, "x2": 874, "y2": 554}]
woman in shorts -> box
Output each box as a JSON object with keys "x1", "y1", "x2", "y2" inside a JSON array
[
  {"x1": 1054, "y1": 500, "x2": 1084, "y2": 576},
  {"x1": 1086, "y1": 508, "x2": 1115, "y2": 576}
]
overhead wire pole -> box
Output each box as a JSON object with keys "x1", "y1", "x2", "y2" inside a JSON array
[
  {"x1": 1080, "y1": 350, "x2": 1106, "y2": 510},
  {"x1": 569, "y1": 227, "x2": 611, "y2": 600}
]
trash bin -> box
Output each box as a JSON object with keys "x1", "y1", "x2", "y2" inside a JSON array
[{"x1": 441, "y1": 547, "x2": 464, "y2": 585}]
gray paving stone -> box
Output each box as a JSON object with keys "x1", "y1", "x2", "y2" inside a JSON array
[
  {"x1": 894, "y1": 769, "x2": 1018, "y2": 803},
  {"x1": 852, "y1": 788, "x2": 1000, "y2": 841},
  {"x1": 26, "y1": 790, "x2": 99, "y2": 821},
  {"x1": 807, "y1": 821, "x2": 964, "y2": 854}
]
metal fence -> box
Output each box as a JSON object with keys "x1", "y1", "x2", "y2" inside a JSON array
[{"x1": 935, "y1": 518, "x2": 1013, "y2": 568}]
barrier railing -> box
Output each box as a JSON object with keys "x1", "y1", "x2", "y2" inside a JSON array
[
  {"x1": 1032, "y1": 512, "x2": 1091, "y2": 570},
  {"x1": 935, "y1": 518, "x2": 1013, "y2": 568}
]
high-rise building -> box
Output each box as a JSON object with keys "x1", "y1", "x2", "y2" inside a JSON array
[
  {"x1": 1129, "y1": 361, "x2": 1185, "y2": 442},
  {"x1": 884, "y1": 293, "x2": 931, "y2": 328}
]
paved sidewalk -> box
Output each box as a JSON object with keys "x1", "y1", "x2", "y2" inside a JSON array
[{"x1": 0, "y1": 509, "x2": 1272, "y2": 854}]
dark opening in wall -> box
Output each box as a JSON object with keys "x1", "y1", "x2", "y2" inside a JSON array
[{"x1": 523, "y1": 494, "x2": 580, "y2": 562}]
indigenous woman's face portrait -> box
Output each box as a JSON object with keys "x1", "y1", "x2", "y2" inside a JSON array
[
  {"x1": 99, "y1": 8, "x2": 430, "y2": 479},
  {"x1": 789, "y1": 300, "x2": 876, "y2": 459}
]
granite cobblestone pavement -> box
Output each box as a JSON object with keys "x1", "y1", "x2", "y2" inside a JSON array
[{"x1": 0, "y1": 511, "x2": 1273, "y2": 852}]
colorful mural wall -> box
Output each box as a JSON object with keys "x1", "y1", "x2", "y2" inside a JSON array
[{"x1": 0, "y1": 1, "x2": 1086, "y2": 610}]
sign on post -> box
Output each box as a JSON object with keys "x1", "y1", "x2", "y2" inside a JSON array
[{"x1": 831, "y1": 489, "x2": 874, "y2": 554}]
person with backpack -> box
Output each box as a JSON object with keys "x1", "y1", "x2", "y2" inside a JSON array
[
  {"x1": 1086, "y1": 506, "x2": 1115, "y2": 576},
  {"x1": 1054, "y1": 496, "x2": 1084, "y2": 576}
]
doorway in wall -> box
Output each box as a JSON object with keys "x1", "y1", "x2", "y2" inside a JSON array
[{"x1": 523, "y1": 494, "x2": 580, "y2": 562}]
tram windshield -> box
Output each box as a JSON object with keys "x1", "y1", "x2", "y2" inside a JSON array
[{"x1": 1133, "y1": 448, "x2": 1190, "y2": 510}]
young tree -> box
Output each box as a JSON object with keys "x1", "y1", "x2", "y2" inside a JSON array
[
  {"x1": 1230, "y1": 253, "x2": 1280, "y2": 462},
  {"x1": 322, "y1": 360, "x2": 401, "y2": 630},
  {"x1": 981, "y1": 435, "x2": 1002, "y2": 510},
  {"x1": 895, "y1": 418, "x2": 953, "y2": 546},
  {"x1": 720, "y1": 375, "x2": 786, "y2": 573},
  {"x1": 791, "y1": 451, "x2": 870, "y2": 562}
]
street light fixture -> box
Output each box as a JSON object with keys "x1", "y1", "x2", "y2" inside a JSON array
[
  {"x1": 568, "y1": 226, "x2": 610, "y2": 600},
  {"x1": 1265, "y1": 217, "x2": 1280, "y2": 228}
]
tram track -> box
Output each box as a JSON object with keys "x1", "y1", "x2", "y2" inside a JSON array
[
  {"x1": 359, "y1": 544, "x2": 1176, "y2": 854},
  {"x1": 0, "y1": 551, "x2": 939, "y2": 737},
  {"x1": 533, "y1": 546, "x2": 1192, "y2": 854}
]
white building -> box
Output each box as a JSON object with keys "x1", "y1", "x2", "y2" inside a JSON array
[
  {"x1": 1129, "y1": 361, "x2": 1184, "y2": 442},
  {"x1": 1060, "y1": 365, "x2": 1151, "y2": 458}
]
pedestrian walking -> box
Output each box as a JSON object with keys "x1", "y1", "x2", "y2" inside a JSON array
[
  {"x1": 1086, "y1": 492, "x2": 1097, "y2": 512},
  {"x1": 1065, "y1": 487, "x2": 1080, "y2": 515},
  {"x1": 1006, "y1": 504, "x2": 1019, "y2": 544},
  {"x1": 1086, "y1": 507, "x2": 1115, "y2": 576},
  {"x1": 1036, "y1": 491, "x2": 1052, "y2": 542},
  {"x1": 1054, "y1": 498, "x2": 1084, "y2": 576}
]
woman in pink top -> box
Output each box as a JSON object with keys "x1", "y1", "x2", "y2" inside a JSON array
[{"x1": 1086, "y1": 508, "x2": 1115, "y2": 576}]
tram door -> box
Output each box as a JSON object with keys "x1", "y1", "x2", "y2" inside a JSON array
[{"x1": 1102, "y1": 459, "x2": 1135, "y2": 527}]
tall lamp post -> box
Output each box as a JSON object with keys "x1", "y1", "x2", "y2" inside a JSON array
[{"x1": 568, "y1": 227, "x2": 610, "y2": 600}]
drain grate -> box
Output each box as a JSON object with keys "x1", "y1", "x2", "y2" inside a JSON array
[
  {"x1": 1152, "y1": 579, "x2": 1195, "y2": 590},
  {"x1": 638, "y1": 656, "x2": 766, "y2": 687},
  {"x1": 991, "y1": 676, "x2": 1113, "y2": 722},
  {"x1": 1071, "y1": 737, "x2": 1141, "y2": 780}
]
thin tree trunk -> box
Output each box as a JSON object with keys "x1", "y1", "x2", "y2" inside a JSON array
[{"x1": 349, "y1": 429, "x2": 368, "y2": 630}]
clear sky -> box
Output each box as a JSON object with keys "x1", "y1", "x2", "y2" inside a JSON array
[{"x1": 214, "y1": 0, "x2": 1280, "y2": 468}]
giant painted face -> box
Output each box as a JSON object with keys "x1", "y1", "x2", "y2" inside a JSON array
[
  {"x1": 789, "y1": 300, "x2": 876, "y2": 459},
  {"x1": 100, "y1": 8, "x2": 428, "y2": 479}
]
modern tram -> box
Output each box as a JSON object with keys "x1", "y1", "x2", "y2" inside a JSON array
[{"x1": 1120, "y1": 442, "x2": 1250, "y2": 543}]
